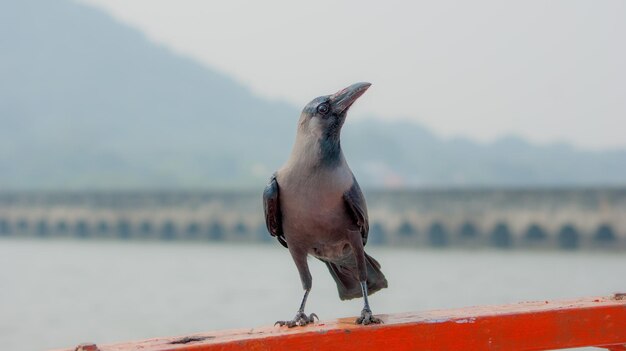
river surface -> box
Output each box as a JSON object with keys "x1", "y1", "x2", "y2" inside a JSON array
[{"x1": 1, "y1": 238, "x2": 624, "y2": 350}]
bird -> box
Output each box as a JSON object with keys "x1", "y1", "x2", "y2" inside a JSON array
[{"x1": 263, "y1": 82, "x2": 388, "y2": 327}]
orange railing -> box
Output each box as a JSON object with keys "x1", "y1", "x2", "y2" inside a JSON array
[{"x1": 59, "y1": 294, "x2": 626, "y2": 351}]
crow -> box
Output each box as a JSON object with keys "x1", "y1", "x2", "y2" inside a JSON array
[{"x1": 263, "y1": 82, "x2": 387, "y2": 327}]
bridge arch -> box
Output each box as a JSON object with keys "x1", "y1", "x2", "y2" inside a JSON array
[
  {"x1": 185, "y1": 222, "x2": 201, "y2": 239},
  {"x1": 208, "y1": 221, "x2": 225, "y2": 241},
  {"x1": 368, "y1": 222, "x2": 386, "y2": 245},
  {"x1": 0, "y1": 217, "x2": 11, "y2": 235},
  {"x1": 256, "y1": 223, "x2": 272, "y2": 242},
  {"x1": 594, "y1": 224, "x2": 616, "y2": 244},
  {"x1": 397, "y1": 221, "x2": 417, "y2": 238},
  {"x1": 524, "y1": 224, "x2": 548, "y2": 243},
  {"x1": 75, "y1": 220, "x2": 90, "y2": 238},
  {"x1": 490, "y1": 222, "x2": 512, "y2": 248},
  {"x1": 116, "y1": 219, "x2": 132, "y2": 239},
  {"x1": 459, "y1": 221, "x2": 479, "y2": 240},
  {"x1": 233, "y1": 221, "x2": 248, "y2": 237},
  {"x1": 428, "y1": 222, "x2": 448, "y2": 247},
  {"x1": 55, "y1": 220, "x2": 69, "y2": 235},
  {"x1": 139, "y1": 221, "x2": 153, "y2": 237},
  {"x1": 96, "y1": 220, "x2": 110, "y2": 237},
  {"x1": 16, "y1": 218, "x2": 29, "y2": 233},
  {"x1": 558, "y1": 224, "x2": 579, "y2": 250},
  {"x1": 160, "y1": 220, "x2": 176, "y2": 240},
  {"x1": 36, "y1": 219, "x2": 49, "y2": 236}
]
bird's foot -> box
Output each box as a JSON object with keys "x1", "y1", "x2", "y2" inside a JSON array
[
  {"x1": 356, "y1": 308, "x2": 382, "y2": 325},
  {"x1": 275, "y1": 311, "x2": 318, "y2": 328}
]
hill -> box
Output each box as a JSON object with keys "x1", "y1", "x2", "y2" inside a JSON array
[{"x1": 1, "y1": 0, "x2": 625, "y2": 189}]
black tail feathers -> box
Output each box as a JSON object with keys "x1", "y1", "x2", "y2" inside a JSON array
[{"x1": 324, "y1": 252, "x2": 388, "y2": 301}]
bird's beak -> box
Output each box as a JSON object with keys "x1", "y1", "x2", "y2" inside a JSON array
[{"x1": 330, "y1": 82, "x2": 371, "y2": 114}]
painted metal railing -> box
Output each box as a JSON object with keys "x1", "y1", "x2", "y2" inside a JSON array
[{"x1": 57, "y1": 294, "x2": 626, "y2": 351}]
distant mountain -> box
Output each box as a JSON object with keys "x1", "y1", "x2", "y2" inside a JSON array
[
  {"x1": 343, "y1": 122, "x2": 626, "y2": 187},
  {"x1": 1, "y1": 0, "x2": 625, "y2": 189}
]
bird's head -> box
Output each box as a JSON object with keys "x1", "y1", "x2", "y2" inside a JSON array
[
  {"x1": 298, "y1": 82, "x2": 371, "y2": 140},
  {"x1": 292, "y1": 82, "x2": 371, "y2": 167}
]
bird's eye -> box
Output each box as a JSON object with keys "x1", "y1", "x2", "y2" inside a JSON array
[{"x1": 317, "y1": 103, "x2": 330, "y2": 115}]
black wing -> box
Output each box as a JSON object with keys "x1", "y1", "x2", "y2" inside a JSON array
[
  {"x1": 343, "y1": 176, "x2": 369, "y2": 246},
  {"x1": 262, "y1": 173, "x2": 288, "y2": 248}
]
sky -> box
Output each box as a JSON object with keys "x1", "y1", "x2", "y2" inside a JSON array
[{"x1": 78, "y1": 0, "x2": 626, "y2": 150}]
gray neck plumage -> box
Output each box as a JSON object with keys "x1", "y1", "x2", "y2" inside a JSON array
[{"x1": 319, "y1": 131, "x2": 343, "y2": 168}]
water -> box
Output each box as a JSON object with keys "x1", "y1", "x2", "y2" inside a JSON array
[{"x1": 1, "y1": 238, "x2": 624, "y2": 351}]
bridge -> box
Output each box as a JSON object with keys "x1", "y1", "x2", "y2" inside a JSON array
[{"x1": 1, "y1": 188, "x2": 625, "y2": 250}]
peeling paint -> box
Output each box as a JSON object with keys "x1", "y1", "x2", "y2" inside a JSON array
[{"x1": 169, "y1": 336, "x2": 213, "y2": 344}]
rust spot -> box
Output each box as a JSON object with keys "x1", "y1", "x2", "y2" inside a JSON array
[
  {"x1": 344, "y1": 329, "x2": 352, "y2": 333},
  {"x1": 614, "y1": 293, "x2": 626, "y2": 301},
  {"x1": 169, "y1": 336, "x2": 214, "y2": 344},
  {"x1": 75, "y1": 343, "x2": 99, "y2": 351}
]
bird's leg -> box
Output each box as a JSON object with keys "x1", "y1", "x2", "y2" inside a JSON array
[
  {"x1": 275, "y1": 250, "x2": 318, "y2": 328},
  {"x1": 356, "y1": 281, "x2": 382, "y2": 325},
  {"x1": 275, "y1": 289, "x2": 318, "y2": 328},
  {"x1": 349, "y1": 233, "x2": 382, "y2": 325}
]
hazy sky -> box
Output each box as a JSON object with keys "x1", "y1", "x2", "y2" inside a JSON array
[{"x1": 79, "y1": 0, "x2": 626, "y2": 150}]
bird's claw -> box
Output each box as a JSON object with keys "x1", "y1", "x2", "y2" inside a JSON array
[
  {"x1": 356, "y1": 308, "x2": 383, "y2": 325},
  {"x1": 275, "y1": 312, "x2": 318, "y2": 328}
]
